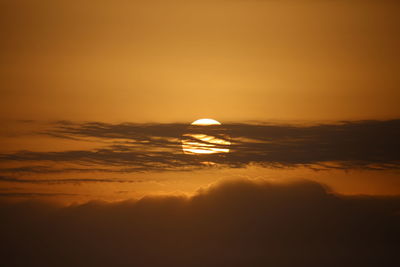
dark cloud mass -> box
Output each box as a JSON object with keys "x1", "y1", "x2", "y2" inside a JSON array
[
  {"x1": 1, "y1": 179, "x2": 399, "y2": 267},
  {"x1": 1, "y1": 120, "x2": 399, "y2": 179},
  {"x1": 34, "y1": 119, "x2": 400, "y2": 170}
]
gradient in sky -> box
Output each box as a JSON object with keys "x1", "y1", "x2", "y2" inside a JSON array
[
  {"x1": 1, "y1": 0, "x2": 399, "y2": 122},
  {"x1": 1, "y1": 1, "x2": 400, "y2": 266}
]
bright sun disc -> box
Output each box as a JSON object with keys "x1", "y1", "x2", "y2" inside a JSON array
[
  {"x1": 191, "y1": 118, "x2": 221, "y2": 126},
  {"x1": 182, "y1": 118, "x2": 230, "y2": 154}
]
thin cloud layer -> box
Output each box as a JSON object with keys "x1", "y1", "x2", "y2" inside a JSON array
[
  {"x1": 1, "y1": 179, "x2": 399, "y2": 266},
  {"x1": 0, "y1": 175, "x2": 150, "y2": 185},
  {"x1": 0, "y1": 120, "x2": 399, "y2": 183}
]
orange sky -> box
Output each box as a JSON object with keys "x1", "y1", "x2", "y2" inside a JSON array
[
  {"x1": 1, "y1": 0, "x2": 400, "y2": 203},
  {"x1": 1, "y1": 2, "x2": 400, "y2": 266},
  {"x1": 1, "y1": 0, "x2": 399, "y2": 122}
]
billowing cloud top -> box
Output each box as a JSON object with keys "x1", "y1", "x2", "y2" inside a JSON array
[{"x1": 1, "y1": 179, "x2": 399, "y2": 266}]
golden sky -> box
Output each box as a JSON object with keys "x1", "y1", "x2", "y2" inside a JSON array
[
  {"x1": 1, "y1": 0, "x2": 399, "y2": 122},
  {"x1": 1, "y1": 2, "x2": 400, "y2": 266}
]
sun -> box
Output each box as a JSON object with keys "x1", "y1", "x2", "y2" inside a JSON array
[
  {"x1": 191, "y1": 118, "x2": 221, "y2": 126},
  {"x1": 182, "y1": 118, "x2": 230, "y2": 154}
]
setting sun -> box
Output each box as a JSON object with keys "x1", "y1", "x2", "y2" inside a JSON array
[
  {"x1": 182, "y1": 119, "x2": 230, "y2": 154},
  {"x1": 191, "y1": 118, "x2": 222, "y2": 126}
]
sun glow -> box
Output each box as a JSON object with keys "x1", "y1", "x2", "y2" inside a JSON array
[
  {"x1": 182, "y1": 119, "x2": 230, "y2": 154},
  {"x1": 191, "y1": 118, "x2": 221, "y2": 126}
]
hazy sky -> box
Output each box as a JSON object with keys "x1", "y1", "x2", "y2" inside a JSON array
[{"x1": 1, "y1": 0, "x2": 399, "y2": 122}]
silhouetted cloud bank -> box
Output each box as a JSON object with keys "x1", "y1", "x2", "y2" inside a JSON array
[{"x1": 1, "y1": 179, "x2": 399, "y2": 266}]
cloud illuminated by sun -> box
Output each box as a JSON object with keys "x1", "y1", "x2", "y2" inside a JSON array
[{"x1": 182, "y1": 118, "x2": 230, "y2": 154}]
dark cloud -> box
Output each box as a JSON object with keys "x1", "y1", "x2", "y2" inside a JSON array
[
  {"x1": 1, "y1": 120, "x2": 399, "y2": 179},
  {"x1": 1, "y1": 179, "x2": 399, "y2": 266},
  {"x1": 0, "y1": 175, "x2": 151, "y2": 185},
  {"x1": 40, "y1": 119, "x2": 400, "y2": 170},
  {"x1": 227, "y1": 119, "x2": 400, "y2": 169},
  {"x1": 0, "y1": 192, "x2": 79, "y2": 198},
  {"x1": 0, "y1": 166, "x2": 124, "y2": 174},
  {"x1": 46, "y1": 120, "x2": 186, "y2": 146}
]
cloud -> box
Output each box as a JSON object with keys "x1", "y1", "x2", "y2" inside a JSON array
[
  {"x1": 0, "y1": 192, "x2": 80, "y2": 198},
  {"x1": 1, "y1": 179, "x2": 399, "y2": 266},
  {"x1": 1, "y1": 119, "x2": 399, "y2": 180},
  {"x1": 38, "y1": 120, "x2": 400, "y2": 170},
  {"x1": 0, "y1": 175, "x2": 150, "y2": 185}
]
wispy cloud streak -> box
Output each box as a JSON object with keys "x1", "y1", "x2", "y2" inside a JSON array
[
  {"x1": 0, "y1": 120, "x2": 399, "y2": 180},
  {"x1": 0, "y1": 176, "x2": 150, "y2": 184}
]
